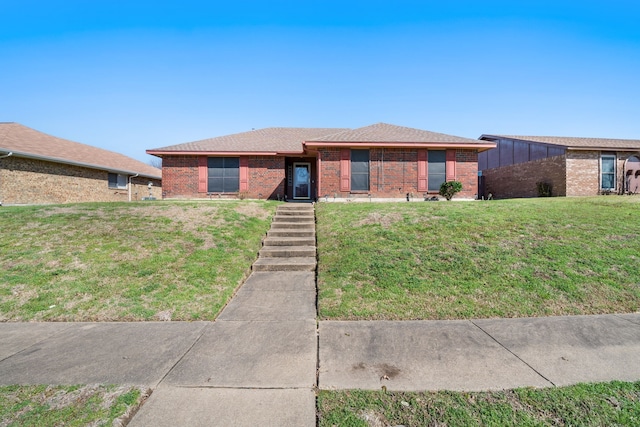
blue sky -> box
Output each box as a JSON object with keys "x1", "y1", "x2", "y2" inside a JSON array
[{"x1": 1, "y1": 1, "x2": 639, "y2": 163}]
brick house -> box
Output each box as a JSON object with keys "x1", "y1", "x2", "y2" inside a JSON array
[
  {"x1": 147, "y1": 123, "x2": 495, "y2": 201},
  {"x1": 0, "y1": 123, "x2": 162, "y2": 205},
  {"x1": 478, "y1": 135, "x2": 640, "y2": 198}
]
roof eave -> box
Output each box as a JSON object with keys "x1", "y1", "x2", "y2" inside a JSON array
[
  {"x1": 146, "y1": 150, "x2": 305, "y2": 156},
  {"x1": 1, "y1": 148, "x2": 161, "y2": 180},
  {"x1": 567, "y1": 146, "x2": 640, "y2": 151}
]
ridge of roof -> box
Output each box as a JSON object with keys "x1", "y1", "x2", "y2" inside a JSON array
[
  {"x1": 481, "y1": 134, "x2": 640, "y2": 149},
  {"x1": 307, "y1": 122, "x2": 482, "y2": 144},
  {"x1": 0, "y1": 123, "x2": 161, "y2": 178}
]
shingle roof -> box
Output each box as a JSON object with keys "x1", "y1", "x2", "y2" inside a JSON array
[
  {"x1": 148, "y1": 127, "x2": 348, "y2": 154},
  {"x1": 481, "y1": 134, "x2": 640, "y2": 150},
  {"x1": 148, "y1": 123, "x2": 492, "y2": 155},
  {"x1": 308, "y1": 123, "x2": 482, "y2": 144},
  {"x1": 0, "y1": 123, "x2": 161, "y2": 178}
]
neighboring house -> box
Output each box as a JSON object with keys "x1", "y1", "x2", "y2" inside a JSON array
[
  {"x1": 0, "y1": 123, "x2": 162, "y2": 205},
  {"x1": 147, "y1": 123, "x2": 495, "y2": 201},
  {"x1": 478, "y1": 134, "x2": 640, "y2": 198}
]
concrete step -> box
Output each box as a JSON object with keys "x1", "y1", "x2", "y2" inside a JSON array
[
  {"x1": 259, "y1": 246, "x2": 316, "y2": 258},
  {"x1": 263, "y1": 237, "x2": 316, "y2": 247},
  {"x1": 276, "y1": 208, "x2": 314, "y2": 215},
  {"x1": 270, "y1": 222, "x2": 315, "y2": 229},
  {"x1": 267, "y1": 229, "x2": 315, "y2": 238},
  {"x1": 273, "y1": 214, "x2": 314, "y2": 222},
  {"x1": 277, "y1": 205, "x2": 314, "y2": 212},
  {"x1": 252, "y1": 257, "x2": 317, "y2": 272}
]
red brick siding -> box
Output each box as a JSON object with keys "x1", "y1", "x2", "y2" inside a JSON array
[
  {"x1": 455, "y1": 149, "x2": 479, "y2": 198},
  {"x1": 162, "y1": 156, "x2": 200, "y2": 198},
  {"x1": 482, "y1": 155, "x2": 567, "y2": 198},
  {"x1": 0, "y1": 156, "x2": 161, "y2": 205},
  {"x1": 162, "y1": 155, "x2": 285, "y2": 199},
  {"x1": 318, "y1": 147, "x2": 479, "y2": 198},
  {"x1": 247, "y1": 156, "x2": 285, "y2": 199}
]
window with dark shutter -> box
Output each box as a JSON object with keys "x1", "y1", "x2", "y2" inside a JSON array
[
  {"x1": 351, "y1": 149, "x2": 369, "y2": 192},
  {"x1": 208, "y1": 157, "x2": 240, "y2": 193},
  {"x1": 428, "y1": 150, "x2": 446, "y2": 192}
]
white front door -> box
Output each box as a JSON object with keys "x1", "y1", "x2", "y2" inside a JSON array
[{"x1": 293, "y1": 163, "x2": 311, "y2": 199}]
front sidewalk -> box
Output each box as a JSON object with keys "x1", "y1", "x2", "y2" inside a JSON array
[{"x1": 2, "y1": 313, "x2": 640, "y2": 426}]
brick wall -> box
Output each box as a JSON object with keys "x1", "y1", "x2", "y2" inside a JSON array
[
  {"x1": 161, "y1": 156, "x2": 199, "y2": 198},
  {"x1": 455, "y1": 149, "x2": 479, "y2": 198},
  {"x1": 318, "y1": 148, "x2": 479, "y2": 199},
  {"x1": 482, "y1": 155, "x2": 567, "y2": 198},
  {"x1": 247, "y1": 156, "x2": 285, "y2": 199},
  {"x1": 162, "y1": 155, "x2": 285, "y2": 199},
  {"x1": 0, "y1": 156, "x2": 162, "y2": 205},
  {"x1": 565, "y1": 151, "x2": 599, "y2": 196},
  {"x1": 566, "y1": 150, "x2": 640, "y2": 195}
]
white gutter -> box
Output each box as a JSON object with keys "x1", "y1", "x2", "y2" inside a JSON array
[
  {"x1": 128, "y1": 174, "x2": 139, "y2": 202},
  {"x1": 0, "y1": 152, "x2": 13, "y2": 159}
]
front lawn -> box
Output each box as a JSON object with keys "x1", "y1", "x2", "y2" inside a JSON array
[
  {"x1": 317, "y1": 381, "x2": 640, "y2": 426},
  {"x1": 0, "y1": 384, "x2": 147, "y2": 427},
  {"x1": 0, "y1": 201, "x2": 277, "y2": 321},
  {"x1": 317, "y1": 197, "x2": 640, "y2": 320}
]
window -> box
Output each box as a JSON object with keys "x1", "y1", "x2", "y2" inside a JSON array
[
  {"x1": 351, "y1": 149, "x2": 369, "y2": 191},
  {"x1": 428, "y1": 150, "x2": 446, "y2": 191},
  {"x1": 208, "y1": 157, "x2": 239, "y2": 193},
  {"x1": 601, "y1": 153, "x2": 616, "y2": 190},
  {"x1": 108, "y1": 173, "x2": 127, "y2": 189}
]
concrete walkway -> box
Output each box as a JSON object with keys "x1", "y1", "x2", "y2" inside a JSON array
[{"x1": 1, "y1": 203, "x2": 640, "y2": 426}]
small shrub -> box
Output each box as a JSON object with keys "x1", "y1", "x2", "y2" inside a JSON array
[
  {"x1": 536, "y1": 182, "x2": 552, "y2": 197},
  {"x1": 439, "y1": 181, "x2": 462, "y2": 201}
]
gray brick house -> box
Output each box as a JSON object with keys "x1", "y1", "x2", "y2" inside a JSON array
[
  {"x1": 0, "y1": 123, "x2": 161, "y2": 205},
  {"x1": 478, "y1": 135, "x2": 640, "y2": 198}
]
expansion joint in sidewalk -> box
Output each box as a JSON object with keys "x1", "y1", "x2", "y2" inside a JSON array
[{"x1": 469, "y1": 320, "x2": 556, "y2": 387}]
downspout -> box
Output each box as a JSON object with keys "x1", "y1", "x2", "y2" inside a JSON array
[{"x1": 128, "y1": 173, "x2": 139, "y2": 202}]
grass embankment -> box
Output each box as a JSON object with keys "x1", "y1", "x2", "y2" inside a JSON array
[
  {"x1": 0, "y1": 385, "x2": 146, "y2": 426},
  {"x1": 0, "y1": 201, "x2": 276, "y2": 321},
  {"x1": 317, "y1": 197, "x2": 640, "y2": 320},
  {"x1": 317, "y1": 381, "x2": 640, "y2": 426}
]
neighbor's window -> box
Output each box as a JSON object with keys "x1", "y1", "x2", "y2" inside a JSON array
[
  {"x1": 351, "y1": 149, "x2": 370, "y2": 191},
  {"x1": 108, "y1": 173, "x2": 127, "y2": 189},
  {"x1": 428, "y1": 150, "x2": 446, "y2": 191},
  {"x1": 208, "y1": 157, "x2": 239, "y2": 193},
  {"x1": 601, "y1": 153, "x2": 616, "y2": 190}
]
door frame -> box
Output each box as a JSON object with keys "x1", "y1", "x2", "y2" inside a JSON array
[{"x1": 292, "y1": 162, "x2": 311, "y2": 199}]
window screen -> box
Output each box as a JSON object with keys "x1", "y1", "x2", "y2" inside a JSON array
[
  {"x1": 601, "y1": 154, "x2": 616, "y2": 190},
  {"x1": 208, "y1": 157, "x2": 240, "y2": 193},
  {"x1": 108, "y1": 173, "x2": 127, "y2": 189},
  {"x1": 351, "y1": 149, "x2": 369, "y2": 191},
  {"x1": 428, "y1": 150, "x2": 446, "y2": 191}
]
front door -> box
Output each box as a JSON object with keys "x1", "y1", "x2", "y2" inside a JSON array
[{"x1": 293, "y1": 163, "x2": 311, "y2": 199}]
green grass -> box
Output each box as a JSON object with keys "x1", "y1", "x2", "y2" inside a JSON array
[
  {"x1": 317, "y1": 381, "x2": 640, "y2": 426},
  {"x1": 317, "y1": 197, "x2": 640, "y2": 320},
  {"x1": 0, "y1": 384, "x2": 146, "y2": 427},
  {"x1": 0, "y1": 200, "x2": 277, "y2": 321}
]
